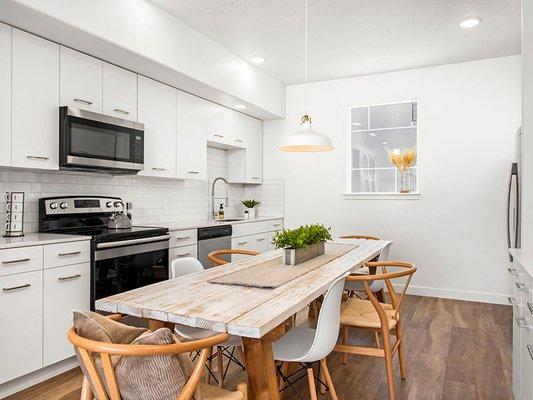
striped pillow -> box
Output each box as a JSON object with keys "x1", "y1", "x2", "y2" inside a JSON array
[{"x1": 73, "y1": 310, "x2": 147, "y2": 344}]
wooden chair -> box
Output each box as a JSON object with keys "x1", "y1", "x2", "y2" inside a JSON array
[
  {"x1": 207, "y1": 249, "x2": 260, "y2": 266},
  {"x1": 333, "y1": 261, "x2": 416, "y2": 400},
  {"x1": 68, "y1": 314, "x2": 248, "y2": 400},
  {"x1": 339, "y1": 234, "x2": 382, "y2": 241}
]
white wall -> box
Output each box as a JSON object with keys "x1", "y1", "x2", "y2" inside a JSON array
[
  {"x1": 263, "y1": 56, "x2": 521, "y2": 304},
  {"x1": 522, "y1": 0, "x2": 533, "y2": 249},
  {"x1": 0, "y1": 0, "x2": 285, "y2": 119}
]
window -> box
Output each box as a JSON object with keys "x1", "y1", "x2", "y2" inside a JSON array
[{"x1": 347, "y1": 101, "x2": 418, "y2": 196}]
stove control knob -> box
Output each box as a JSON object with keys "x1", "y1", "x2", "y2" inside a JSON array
[
  {"x1": 60, "y1": 202, "x2": 68, "y2": 210},
  {"x1": 49, "y1": 202, "x2": 58, "y2": 210},
  {"x1": 106, "y1": 201, "x2": 113, "y2": 208}
]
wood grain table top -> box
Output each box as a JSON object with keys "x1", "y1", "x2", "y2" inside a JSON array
[{"x1": 95, "y1": 238, "x2": 390, "y2": 338}]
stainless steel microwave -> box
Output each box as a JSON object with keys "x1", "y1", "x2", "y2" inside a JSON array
[{"x1": 59, "y1": 107, "x2": 144, "y2": 174}]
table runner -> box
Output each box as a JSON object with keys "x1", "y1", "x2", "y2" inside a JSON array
[{"x1": 208, "y1": 243, "x2": 357, "y2": 289}]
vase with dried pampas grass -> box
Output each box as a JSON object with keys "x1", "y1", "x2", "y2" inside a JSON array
[{"x1": 387, "y1": 147, "x2": 417, "y2": 193}]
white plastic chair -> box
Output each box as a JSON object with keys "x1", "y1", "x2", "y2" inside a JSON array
[
  {"x1": 170, "y1": 257, "x2": 245, "y2": 388},
  {"x1": 273, "y1": 275, "x2": 346, "y2": 400}
]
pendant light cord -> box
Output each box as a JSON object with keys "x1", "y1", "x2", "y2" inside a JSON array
[{"x1": 304, "y1": 0, "x2": 309, "y2": 115}]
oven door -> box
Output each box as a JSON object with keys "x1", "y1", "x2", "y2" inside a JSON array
[
  {"x1": 60, "y1": 106, "x2": 144, "y2": 173},
  {"x1": 92, "y1": 235, "x2": 169, "y2": 308}
]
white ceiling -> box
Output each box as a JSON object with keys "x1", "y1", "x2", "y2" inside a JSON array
[{"x1": 149, "y1": 0, "x2": 521, "y2": 85}]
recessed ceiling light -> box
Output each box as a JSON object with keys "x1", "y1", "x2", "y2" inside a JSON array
[
  {"x1": 460, "y1": 17, "x2": 481, "y2": 29},
  {"x1": 251, "y1": 56, "x2": 266, "y2": 64},
  {"x1": 382, "y1": 141, "x2": 389, "y2": 145},
  {"x1": 352, "y1": 122, "x2": 362, "y2": 126},
  {"x1": 234, "y1": 104, "x2": 246, "y2": 110},
  {"x1": 369, "y1": 133, "x2": 377, "y2": 137}
]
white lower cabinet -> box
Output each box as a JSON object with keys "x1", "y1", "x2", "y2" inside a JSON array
[
  {"x1": 169, "y1": 244, "x2": 198, "y2": 263},
  {"x1": 0, "y1": 270, "x2": 43, "y2": 384},
  {"x1": 43, "y1": 263, "x2": 90, "y2": 366}
]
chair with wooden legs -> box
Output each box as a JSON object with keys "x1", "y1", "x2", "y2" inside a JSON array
[
  {"x1": 273, "y1": 275, "x2": 346, "y2": 400},
  {"x1": 68, "y1": 314, "x2": 248, "y2": 400},
  {"x1": 334, "y1": 261, "x2": 416, "y2": 400},
  {"x1": 170, "y1": 257, "x2": 246, "y2": 389},
  {"x1": 207, "y1": 249, "x2": 260, "y2": 266}
]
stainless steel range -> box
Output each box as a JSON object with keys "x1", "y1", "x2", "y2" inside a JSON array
[{"x1": 39, "y1": 196, "x2": 169, "y2": 309}]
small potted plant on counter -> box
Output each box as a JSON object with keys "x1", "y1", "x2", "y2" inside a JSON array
[
  {"x1": 241, "y1": 199, "x2": 260, "y2": 218},
  {"x1": 273, "y1": 223, "x2": 332, "y2": 266}
]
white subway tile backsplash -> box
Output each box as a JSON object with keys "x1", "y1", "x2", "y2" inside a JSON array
[{"x1": 0, "y1": 148, "x2": 284, "y2": 233}]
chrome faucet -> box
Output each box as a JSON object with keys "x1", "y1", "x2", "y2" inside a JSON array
[{"x1": 211, "y1": 177, "x2": 229, "y2": 219}]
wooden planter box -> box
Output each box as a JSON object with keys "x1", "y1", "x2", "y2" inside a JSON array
[{"x1": 282, "y1": 242, "x2": 325, "y2": 266}]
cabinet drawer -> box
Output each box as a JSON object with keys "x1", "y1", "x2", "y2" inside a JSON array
[
  {"x1": 43, "y1": 263, "x2": 90, "y2": 366},
  {"x1": 0, "y1": 270, "x2": 43, "y2": 384},
  {"x1": 0, "y1": 245, "x2": 43, "y2": 276},
  {"x1": 231, "y1": 236, "x2": 257, "y2": 262},
  {"x1": 170, "y1": 229, "x2": 197, "y2": 247},
  {"x1": 169, "y1": 244, "x2": 198, "y2": 262},
  {"x1": 44, "y1": 241, "x2": 90, "y2": 269},
  {"x1": 267, "y1": 219, "x2": 284, "y2": 232},
  {"x1": 231, "y1": 223, "x2": 251, "y2": 238}
]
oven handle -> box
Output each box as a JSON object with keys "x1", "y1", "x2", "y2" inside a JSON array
[{"x1": 96, "y1": 235, "x2": 170, "y2": 249}]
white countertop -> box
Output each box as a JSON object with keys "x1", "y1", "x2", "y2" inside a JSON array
[
  {"x1": 0, "y1": 233, "x2": 91, "y2": 250},
  {"x1": 144, "y1": 216, "x2": 284, "y2": 231},
  {"x1": 510, "y1": 248, "x2": 533, "y2": 277}
]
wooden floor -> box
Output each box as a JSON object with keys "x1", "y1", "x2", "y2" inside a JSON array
[{"x1": 5, "y1": 295, "x2": 513, "y2": 400}]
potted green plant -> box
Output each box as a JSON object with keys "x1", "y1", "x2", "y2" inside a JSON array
[
  {"x1": 241, "y1": 199, "x2": 260, "y2": 218},
  {"x1": 272, "y1": 223, "x2": 332, "y2": 266}
]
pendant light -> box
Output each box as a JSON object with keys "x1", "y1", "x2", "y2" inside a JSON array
[{"x1": 279, "y1": 0, "x2": 333, "y2": 153}]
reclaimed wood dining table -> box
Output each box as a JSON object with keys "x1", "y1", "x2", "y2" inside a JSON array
[{"x1": 95, "y1": 238, "x2": 391, "y2": 400}]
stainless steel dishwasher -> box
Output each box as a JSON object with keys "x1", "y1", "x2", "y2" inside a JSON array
[{"x1": 198, "y1": 225, "x2": 233, "y2": 268}]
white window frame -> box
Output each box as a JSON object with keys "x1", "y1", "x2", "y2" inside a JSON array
[{"x1": 343, "y1": 100, "x2": 421, "y2": 200}]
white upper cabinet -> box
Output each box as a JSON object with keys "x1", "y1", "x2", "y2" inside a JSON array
[
  {"x1": 138, "y1": 76, "x2": 177, "y2": 178},
  {"x1": 60, "y1": 46, "x2": 103, "y2": 113},
  {"x1": 245, "y1": 117, "x2": 263, "y2": 183},
  {"x1": 103, "y1": 62, "x2": 137, "y2": 121},
  {"x1": 227, "y1": 110, "x2": 246, "y2": 149},
  {"x1": 206, "y1": 102, "x2": 229, "y2": 145},
  {"x1": 12, "y1": 29, "x2": 59, "y2": 170},
  {"x1": 227, "y1": 116, "x2": 263, "y2": 184},
  {"x1": 0, "y1": 23, "x2": 11, "y2": 167},
  {"x1": 177, "y1": 91, "x2": 207, "y2": 180}
]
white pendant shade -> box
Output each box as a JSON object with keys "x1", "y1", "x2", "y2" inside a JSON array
[{"x1": 279, "y1": 116, "x2": 333, "y2": 152}]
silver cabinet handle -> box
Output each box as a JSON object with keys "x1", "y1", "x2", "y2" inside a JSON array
[
  {"x1": 528, "y1": 302, "x2": 533, "y2": 315},
  {"x1": 508, "y1": 267, "x2": 519, "y2": 276},
  {"x1": 27, "y1": 155, "x2": 49, "y2": 161},
  {"x1": 528, "y1": 344, "x2": 533, "y2": 361},
  {"x1": 58, "y1": 251, "x2": 82, "y2": 257},
  {"x1": 2, "y1": 258, "x2": 30, "y2": 265},
  {"x1": 257, "y1": 238, "x2": 266, "y2": 241},
  {"x1": 238, "y1": 241, "x2": 248, "y2": 245},
  {"x1": 516, "y1": 317, "x2": 533, "y2": 329},
  {"x1": 252, "y1": 177, "x2": 260, "y2": 179},
  {"x1": 273, "y1": 224, "x2": 282, "y2": 227},
  {"x1": 235, "y1": 139, "x2": 243, "y2": 143},
  {"x1": 58, "y1": 274, "x2": 82, "y2": 281},
  {"x1": 3, "y1": 283, "x2": 31, "y2": 292},
  {"x1": 152, "y1": 167, "x2": 166, "y2": 171},
  {"x1": 188, "y1": 171, "x2": 199, "y2": 174},
  {"x1": 176, "y1": 236, "x2": 191, "y2": 240},
  {"x1": 516, "y1": 282, "x2": 529, "y2": 292},
  {"x1": 114, "y1": 108, "x2": 130, "y2": 115},
  {"x1": 214, "y1": 134, "x2": 224, "y2": 138},
  {"x1": 175, "y1": 253, "x2": 191, "y2": 258},
  {"x1": 508, "y1": 296, "x2": 517, "y2": 305},
  {"x1": 74, "y1": 98, "x2": 93, "y2": 105}
]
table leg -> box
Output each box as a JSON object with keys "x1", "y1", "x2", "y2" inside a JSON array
[{"x1": 242, "y1": 337, "x2": 280, "y2": 400}]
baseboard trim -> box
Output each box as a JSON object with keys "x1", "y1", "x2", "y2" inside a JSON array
[
  {"x1": 0, "y1": 357, "x2": 78, "y2": 399},
  {"x1": 392, "y1": 284, "x2": 510, "y2": 305}
]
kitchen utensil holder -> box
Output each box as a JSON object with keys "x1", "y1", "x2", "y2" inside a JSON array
[{"x1": 4, "y1": 192, "x2": 25, "y2": 237}]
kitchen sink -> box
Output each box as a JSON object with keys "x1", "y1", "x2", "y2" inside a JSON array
[{"x1": 214, "y1": 218, "x2": 246, "y2": 222}]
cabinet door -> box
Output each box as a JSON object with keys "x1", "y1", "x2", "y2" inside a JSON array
[
  {"x1": 245, "y1": 117, "x2": 263, "y2": 184},
  {"x1": 0, "y1": 271, "x2": 43, "y2": 384},
  {"x1": 0, "y1": 23, "x2": 11, "y2": 167},
  {"x1": 60, "y1": 46, "x2": 103, "y2": 113},
  {"x1": 177, "y1": 91, "x2": 207, "y2": 180},
  {"x1": 231, "y1": 236, "x2": 254, "y2": 262},
  {"x1": 138, "y1": 76, "x2": 177, "y2": 178},
  {"x1": 43, "y1": 263, "x2": 90, "y2": 366},
  {"x1": 103, "y1": 62, "x2": 137, "y2": 121},
  {"x1": 253, "y1": 233, "x2": 269, "y2": 253},
  {"x1": 227, "y1": 110, "x2": 246, "y2": 148},
  {"x1": 12, "y1": 29, "x2": 59, "y2": 170},
  {"x1": 206, "y1": 102, "x2": 229, "y2": 144}
]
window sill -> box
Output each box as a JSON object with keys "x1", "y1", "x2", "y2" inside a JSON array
[{"x1": 342, "y1": 192, "x2": 421, "y2": 200}]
